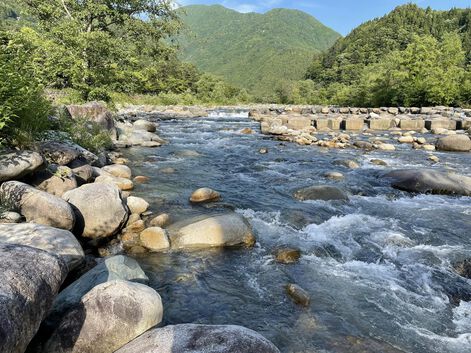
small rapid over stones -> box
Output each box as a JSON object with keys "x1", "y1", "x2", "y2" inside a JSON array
[{"x1": 122, "y1": 110, "x2": 471, "y2": 353}]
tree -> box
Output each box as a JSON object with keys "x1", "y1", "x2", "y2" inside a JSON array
[{"x1": 20, "y1": 0, "x2": 181, "y2": 99}]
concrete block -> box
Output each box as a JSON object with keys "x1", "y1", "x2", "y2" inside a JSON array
[
  {"x1": 399, "y1": 119, "x2": 425, "y2": 130},
  {"x1": 369, "y1": 119, "x2": 394, "y2": 130},
  {"x1": 285, "y1": 116, "x2": 312, "y2": 130},
  {"x1": 343, "y1": 118, "x2": 365, "y2": 130},
  {"x1": 425, "y1": 119, "x2": 456, "y2": 130}
]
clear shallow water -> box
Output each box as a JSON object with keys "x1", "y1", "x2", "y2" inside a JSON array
[{"x1": 124, "y1": 112, "x2": 471, "y2": 353}]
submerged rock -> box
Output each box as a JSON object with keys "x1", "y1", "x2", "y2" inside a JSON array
[
  {"x1": 190, "y1": 187, "x2": 221, "y2": 203},
  {"x1": 436, "y1": 135, "x2": 471, "y2": 152},
  {"x1": 0, "y1": 150, "x2": 44, "y2": 182},
  {"x1": 286, "y1": 284, "x2": 311, "y2": 307},
  {"x1": 0, "y1": 244, "x2": 67, "y2": 353},
  {"x1": 115, "y1": 324, "x2": 281, "y2": 353},
  {"x1": 385, "y1": 169, "x2": 471, "y2": 196},
  {"x1": 294, "y1": 185, "x2": 349, "y2": 201},
  {"x1": 275, "y1": 248, "x2": 301, "y2": 264},
  {"x1": 0, "y1": 223, "x2": 84, "y2": 270},
  {"x1": 62, "y1": 183, "x2": 128, "y2": 239},
  {"x1": 324, "y1": 171, "x2": 344, "y2": 180},
  {"x1": 42, "y1": 280, "x2": 162, "y2": 353},
  {"x1": 333, "y1": 159, "x2": 360, "y2": 169},
  {"x1": 169, "y1": 213, "x2": 255, "y2": 250},
  {"x1": 0, "y1": 181, "x2": 75, "y2": 231}
]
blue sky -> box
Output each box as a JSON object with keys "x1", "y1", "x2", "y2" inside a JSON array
[{"x1": 177, "y1": 0, "x2": 471, "y2": 35}]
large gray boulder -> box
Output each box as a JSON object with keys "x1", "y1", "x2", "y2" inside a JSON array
[
  {"x1": 0, "y1": 181, "x2": 75, "y2": 231},
  {"x1": 38, "y1": 141, "x2": 80, "y2": 166},
  {"x1": 168, "y1": 213, "x2": 255, "y2": 250},
  {"x1": 0, "y1": 223, "x2": 84, "y2": 270},
  {"x1": 0, "y1": 150, "x2": 44, "y2": 182},
  {"x1": 385, "y1": 169, "x2": 471, "y2": 196},
  {"x1": 42, "y1": 280, "x2": 163, "y2": 353},
  {"x1": 66, "y1": 101, "x2": 116, "y2": 134},
  {"x1": 62, "y1": 183, "x2": 128, "y2": 238},
  {"x1": 44, "y1": 255, "x2": 148, "y2": 330},
  {"x1": 294, "y1": 185, "x2": 349, "y2": 201},
  {"x1": 436, "y1": 135, "x2": 471, "y2": 152},
  {"x1": 115, "y1": 324, "x2": 280, "y2": 353},
  {"x1": 27, "y1": 165, "x2": 78, "y2": 197},
  {"x1": 0, "y1": 244, "x2": 67, "y2": 353}
]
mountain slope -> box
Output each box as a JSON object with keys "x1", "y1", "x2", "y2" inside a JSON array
[
  {"x1": 307, "y1": 4, "x2": 471, "y2": 85},
  {"x1": 176, "y1": 5, "x2": 341, "y2": 97}
]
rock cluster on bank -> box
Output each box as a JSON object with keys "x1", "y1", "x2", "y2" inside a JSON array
[{"x1": 0, "y1": 102, "x2": 278, "y2": 353}]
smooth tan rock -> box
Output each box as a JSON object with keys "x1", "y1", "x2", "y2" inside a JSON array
[
  {"x1": 125, "y1": 220, "x2": 146, "y2": 234},
  {"x1": 133, "y1": 119, "x2": 157, "y2": 133},
  {"x1": 275, "y1": 248, "x2": 301, "y2": 264},
  {"x1": 134, "y1": 175, "x2": 150, "y2": 183},
  {"x1": 95, "y1": 174, "x2": 134, "y2": 191},
  {"x1": 398, "y1": 135, "x2": 414, "y2": 143},
  {"x1": 126, "y1": 196, "x2": 149, "y2": 215},
  {"x1": 140, "y1": 227, "x2": 170, "y2": 252},
  {"x1": 376, "y1": 143, "x2": 396, "y2": 151},
  {"x1": 169, "y1": 213, "x2": 255, "y2": 250},
  {"x1": 28, "y1": 165, "x2": 78, "y2": 197},
  {"x1": 240, "y1": 127, "x2": 255, "y2": 134},
  {"x1": 436, "y1": 135, "x2": 471, "y2": 152},
  {"x1": 333, "y1": 159, "x2": 359, "y2": 169},
  {"x1": 190, "y1": 187, "x2": 221, "y2": 203},
  {"x1": 324, "y1": 171, "x2": 344, "y2": 180},
  {"x1": 102, "y1": 164, "x2": 132, "y2": 179},
  {"x1": 149, "y1": 213, "x2": 170, "y2": 228}
]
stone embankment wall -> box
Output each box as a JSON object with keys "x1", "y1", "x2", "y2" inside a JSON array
[{"x1": 249, "y1": 106, "x2": 471, "y2": 131}]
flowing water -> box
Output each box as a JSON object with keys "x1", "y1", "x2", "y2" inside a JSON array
[{"x1": 123, "y1": 111, "x2": 471, "y2": 353}]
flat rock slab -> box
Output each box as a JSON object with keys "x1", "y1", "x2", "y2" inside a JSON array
[
  {"x1": 0, "y1": 244, "x2": 67, "y2": 353},
  {"x1": 115, "y1": 324, "x2": 281, "y2": 353},
  {"x1": 0, "y1": 151, "x2": 44, "y2": 182},
  {"x1": 385, "y1": 169, "x2": 471, "y2": 196},
  {"x1": 0, "y1": 223, "x2": 84, "y2": 270}
]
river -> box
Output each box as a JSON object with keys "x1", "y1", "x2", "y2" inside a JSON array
[{"x1": 123, "y1": 111, "x2": 471, "y2": 353}]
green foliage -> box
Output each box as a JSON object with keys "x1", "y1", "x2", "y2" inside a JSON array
[
  {"x1": 0, "y1": 30, "x2": 51, "y2": 146},
  {"x1": 301, "y1": 4, "x2": 471, "y2": 107},
  {"x1": 176, "y1": 5, "x2": 341, "y2": 97}
]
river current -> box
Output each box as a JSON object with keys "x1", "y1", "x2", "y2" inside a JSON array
[{"x1": 123, "y1": 111, "x2": 471, "y2": 353}]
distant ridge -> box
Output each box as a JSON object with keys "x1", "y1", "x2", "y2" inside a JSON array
[{"x1": 176, "y1": 5, "x2": 341, "y2": 97}]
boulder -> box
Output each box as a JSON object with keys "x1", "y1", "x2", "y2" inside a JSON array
[
  {"x1": 324, "y1": 171, "x2": 344, "y2": 181},
  {"x1": 169, "y1": 213, "x2": 255, "y2": 250},
  {"x1": 66, "y1": 101, "x2": 116, "y2": 133},
  {"x1": 0, "y1": 181, "x2": 75, "y2": 231},
  {"x1": 42, "y1": 280, "x2": 162, "y2": 353},
  {"x1": 0, "y1": 244, "x2": 67, "y2": 353},
  {"x1": 398, "y1": 135, "x2": 414, "y2": 143},
  {"x1": 453, "y1": 259, "x2": 471, "y2": 279},
  {"x1": 376, "y1": 143, "x2": 396, "y2": 151},
  {"x1": 0, "y1": 223, "x2": 84, "y2": 270},
  {"x1": 43, "y1": 255, "x2": 148, "y2": 331},
  {"x1": 384, "y1": 169, "x2": 471, "y2": 196},
  {"x1": 133, "y1": 119, "x2": 157, "y2": 133},
  {"x1": 95, "y1": 174, "x2": 134, "y2": 191},
  {"x1": 27, "y1": 165, "x2": 78, "y2": 196},
  {"x1": 371, "y1": 159, "x2": 388, "y2": 166},
  {"x1": 72, "y1": 164, "x2": 94, "y2": 185},
  {"x1": 294, "y1": 185, "x2": 349, "y2": 201},
  {"x1": 62, "y1": 183, "x2": 128, "y2": 239},
  {"x1": 0, "y1": 151, "x2": 44, "y2": 182},
  {"x1": 102, "y1": 164, "x2": 132, "y2": 179},
  {"x1": 436, "y1": 135, "x2": 471, "y2": 152},
  {"x1": 353, "y1": 141, "x2": 374, "y2": 150},
  {"x1": 190, "y1": 187, "x2": 221, "y2": 203},
  {"x1": 126, "y1": 196, "x2": 149, "y2": 215},
  {"x1": 140, "y1": 227, "x2": 170, "y2": 252},
  {"x1": 38, "y1": 141, "x2": 80, "y2": 166},
  {"x1": 115, "y1": 324, "x2": 280, "y2": 353}
]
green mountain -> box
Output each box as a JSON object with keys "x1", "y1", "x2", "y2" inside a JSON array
[
  {"x1": 176, "y1": 5, "x2": 341, "y2": 97},
  {"x1": 307, "y1": 4, "x2": 471, "y2": 85}
]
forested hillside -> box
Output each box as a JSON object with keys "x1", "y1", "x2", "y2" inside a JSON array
[
  {"x1": 282, "y1": 4, "x2": 471, "y2": 107},
  {"x1": 176, "y1": 5, "x2": 341, "y2": 99}
]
